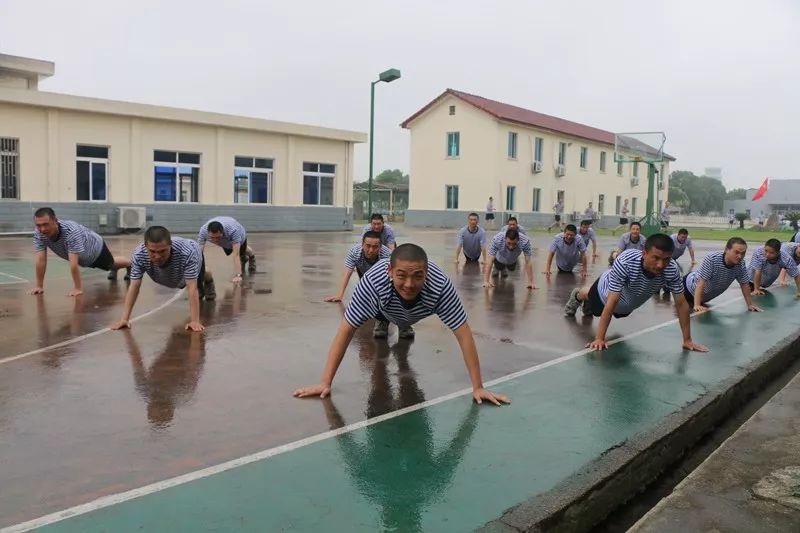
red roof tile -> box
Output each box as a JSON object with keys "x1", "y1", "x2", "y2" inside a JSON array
[{"x1": 400, "y1": 89, "x2": 676, "y2": 161}]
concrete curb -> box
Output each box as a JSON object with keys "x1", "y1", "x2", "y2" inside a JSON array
[{"x1": 478, "y1": 332, "x2": 800, "y2": 533}]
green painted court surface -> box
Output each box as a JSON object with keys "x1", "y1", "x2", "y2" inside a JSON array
[{"x1": 20, "y1": 288, "x2": 799, "y2": 532}]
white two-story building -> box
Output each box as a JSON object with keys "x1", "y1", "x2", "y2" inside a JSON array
[{"x1": 401, "y1": 89, "x2": 673, "y2": 228}]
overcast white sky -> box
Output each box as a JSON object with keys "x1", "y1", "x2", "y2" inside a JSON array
[{"x1": 2, "y1": 0, "x2": 798, "y2": 189}]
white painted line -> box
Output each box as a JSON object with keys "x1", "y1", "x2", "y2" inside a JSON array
[
  {"x1": 0, "y1": 295, "x2": 746, "y2": 532},
  {"x1": 0, "y1": 271, "x2": 27, "y2": 282},
  {"x1": 0, "y1": 289, "x2": 185, "y2": 366}
]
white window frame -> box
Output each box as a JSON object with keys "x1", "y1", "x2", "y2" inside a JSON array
[
  {"x1": 534, "y1": 137, "x2": 544, "y2": 163},
  {"x1": 632, "y1": 197, "x2": 638, "y2": 217},
  {"x1": 598, "y1": 194, "x2": 605, "y2": 214},
  {"x1": 558, "y1": 142, "x2": 567, "y2": 166},
  {"x1": 302, "y1": 163, "x2": 336, "y2": 206},
  {"x1": 532, "y1": 188, "x2": 541, "y2": 212},
  {"x1": 600, "y1": 151, "x2": 607, "y2": 173},
  {"x1": 153, "y1": 150, "x2": 201, "y2": 203},
  {"x1": 580, "y1": 146, "x2": 588, "y2": 169},
  {"x1": 506, "y1": 185, "x2": 516, "y2": 211},
  {"x1": 633, "y1": 162, "x2": 639, "y2": 177},
  {"x1": 446, "y1": 132, "x2": 460, "y2": 158},
  {"x1": 615, "y1": 195, "x2": 622, "y2": 215},
  {"x1": 234, "y1": 156, "x2": 273, "y2": 205},
  {"x1": 617, "y1": 160, "x2": 624, "y2": 176},
  {"x1": 445, "y1": 185, "x2": 459, "y2": 209},
  {"x1": 76, "y1": 145, "x2": 109, "y2": 202},
  {"x1": 1, "y1": 137, "x2": 20, "y2": 200},
  {"x1": 508, "y1": 132, "x2": 518, "y2": 159}
]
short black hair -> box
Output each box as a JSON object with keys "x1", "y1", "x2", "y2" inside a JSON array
[
  {"x1": 468, "y1": 212, "x2": 479, "y2": 219},
  {"x1": 34, "y1": 207, "x2": 56, "y2": 219},
  {"x1": 630, "y1": 221, "x2": 642, "y2": 229},
  {"x1": 645, "y1": 233, "x2": 674, "y2": 253},
  {"x1": 362, "y1": 231, "x2": 382, "y2": 242},
  {"x1": 207, "y1": 221, "x2": 224, "y2": 233},
  {"x1": 144, "y1": 226, "x2": 172, "y2": 244},
  {"x1": 678, "y1": 228, "x2": 689, "y2": 236},
  {"x1": 505, "y1": 229, "x2": 520, "y2": 240},
  {"x1": 765, "y1": 238, "x2": 781, "y2": 253},
  {"x1": 370, "y1": 213, "x2": 384, "y2": 222},
  {"x1": 507, "y1": 216, "x2": 518, "y2": 223},
  {"x1": 726, "y1": 236, "x2": 747, "y2": 249},
  {"x1": 390, "y1": 243, "x2": 428, "y2": 267},
  {"x1": 564, "y1": 224, "x2": 577, "y2": 233},
  {"x1": 580, "y1": 219, "x2": 591, "y2": 226}
]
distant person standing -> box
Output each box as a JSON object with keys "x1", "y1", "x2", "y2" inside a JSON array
[
  {"x1": 547, "y1": 199, "x2": 564, "y2": 233},
  {"x1": 660, "y1": 201, "x2": 671, "y2": 229},
  {"x1": 612, "y1": 199, "x2": 630, "y2": 235},
  {"x1": 757, "y1": 213, "x2": 765, "y2": 231},
  {"x1": 362, "y1": 213, "x2": 396, "y2": 250},
  {"x1": 454, "y1": 213, "x2": 487, "y2": 264},
  {"x1": 584, "y1": 202, "x2": 597, "y2": 222},
  {"x1": 728, "y1": 212, "x2": 735, "y2": 228},
  {"x1": 485, "y1": 197, "x2": 496, "y2": 230},
  {"x1": 27, "y1": 207, "x2": 131, "y2": 297}
]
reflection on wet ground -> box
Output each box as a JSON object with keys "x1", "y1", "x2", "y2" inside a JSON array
[{"x1": 0, "y1": 229, "x2": 746, "y2": 526}]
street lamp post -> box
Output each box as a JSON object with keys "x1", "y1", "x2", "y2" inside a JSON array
[{"x1": 368, "y1": 68, "x2": 401, "y2": 218}]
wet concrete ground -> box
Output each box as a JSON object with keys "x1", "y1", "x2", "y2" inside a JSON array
[{"x1": 0, "y1": 227, "x2": 766, "y2": 528}]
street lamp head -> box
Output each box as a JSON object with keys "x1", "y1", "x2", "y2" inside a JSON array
[{"x1": 378, "y1": 68, "x2": 401, "y2": 83}]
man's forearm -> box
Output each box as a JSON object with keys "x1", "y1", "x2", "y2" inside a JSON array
[
  {"x1": 337, "y1": 269, "x2": 354, "y2": 298},
  {"x1": 695, "y1": 280, "x2": 706, "y2": 305},
  {"x1": 484, "y1": 256, "x2": 495, "y2": 282},
  {"x1": 525, "y1": 259, "x2": 534, "y2": 285},
  {"x1": 320, "y1": 320, "x2": 356, "y2": 385},
  {"x1": 453, "y1": 323, "x2": 484, "y2": 390},
  {"x1": 753, "y1": 271, "x2": 762, "y2": 290},
  {"x1": 741, "y1": 283, "x2": 755, "y2": 307},
  {"x1": 481, "y1": 247, "x2": 487, "y2": 263},
  {"x1": 595, "y1": 294, "x2": 620, "y2": 341},
  {"x1": 455, "y1": 244, "x2": 462, "y2": 262},
  {"x1": 188, "y1": 284, "x2": 201, "y2": 322},
  {"x1": 35, "y1": 255, "x2": 46, "y2": 287},
  {"x1": 545, "y1": 252, "x2": 554, "y2": 272},
  {"x1": 592, "y1": 241, "x2": 597, "y2": 255},
  {"x1": 676, "y1": 296, "x2": 692, "y2": 341},
  {"x1": 69, "y1": 261, "x2": 82, "y2": 289},
  {"x1": 232, "y1": 244, "x2": 242, "y2": 275}
]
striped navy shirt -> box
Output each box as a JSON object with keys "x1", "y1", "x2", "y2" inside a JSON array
[
  {"x1": 748, "y1": 246, "x2": 799, "y2": 288},
  {"x1": 685, "y1": 251, "x2": 750, "y2": 302},
  {"x1": 548, "y1": 233, "x2": 586, "y2": 270},
  {"x1": 344, "y1": 243, "x2": 392, "y2": 275},
  {"x1": 617, "y1": 232, "x2": 646, "y2": 251},
  {"x1": 577, "y1": 227, "x2": 596, "y2": 246},
  {"x1": 129, "y1": 237, "x2": 202, "y2": 289},
  {"x1": 670, "y1": 234, "x2": 693, "y2": 259},
  {"x1": 488, "y1": 231, "x2": 533, "y2": 265},
  {"x1": 361, "y1": 224, "x2": 396, "y2": 247},
  {"x1": 456, "y1": 226, "x2": 486, "y2": 259},
  {"x1": 781, "y1": 242, "x2": 800, "y2": 264},
  {"x1": 597, "y1": 249, "x2": 684, "y2": 314},
  {"x1": 33, "y1": 220, "x2": 104, "y2": 267},
  {"x1": 344, "y1": 259, "x2": 467, "y2": 330},
  {"x1": 198, "y1": 216, "x2": 246, "y2": 249}
]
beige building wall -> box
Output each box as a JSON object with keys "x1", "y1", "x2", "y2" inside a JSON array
[
  {"x1": 0, "y1": 89, "x2": 363, "y2": 207},
  {"x1": 408, "y1": 94, "x2": 498, "y2": 212},
  {"x1": 407, "y1": 97, "x2": 671, "y2": 220}
]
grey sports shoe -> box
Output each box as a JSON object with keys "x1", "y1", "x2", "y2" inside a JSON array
[
  {"x1": 398, "y1": 325, "x2": 415, "y2": 339},
  {"x1": 564, "y1": 288, "x2": 581, "y2": 316},
  {"x1": 107, "y1": 269, "x2": 118, "y2": 280},
  {"x1": 373, "y1": 320, "x2": 389, "y2": 338}
]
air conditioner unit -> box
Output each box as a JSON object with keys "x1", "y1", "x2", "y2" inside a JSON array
[
  {"x1": 630, "y1": 178, "x2": 640, "y2": 187},
  {"x1": 117, "y1": 206, "x2": 146, "y2": 229},
  {"x1": 531, "y1": 161, "x2": 543, "y2": 174},
  {"x1": 555, "y1": 164, "x2": 566, "y2": 177}
]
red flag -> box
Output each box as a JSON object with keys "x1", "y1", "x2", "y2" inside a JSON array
[{"x1": 752, "y1": 178, "x2": 769, "y2": 201}]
